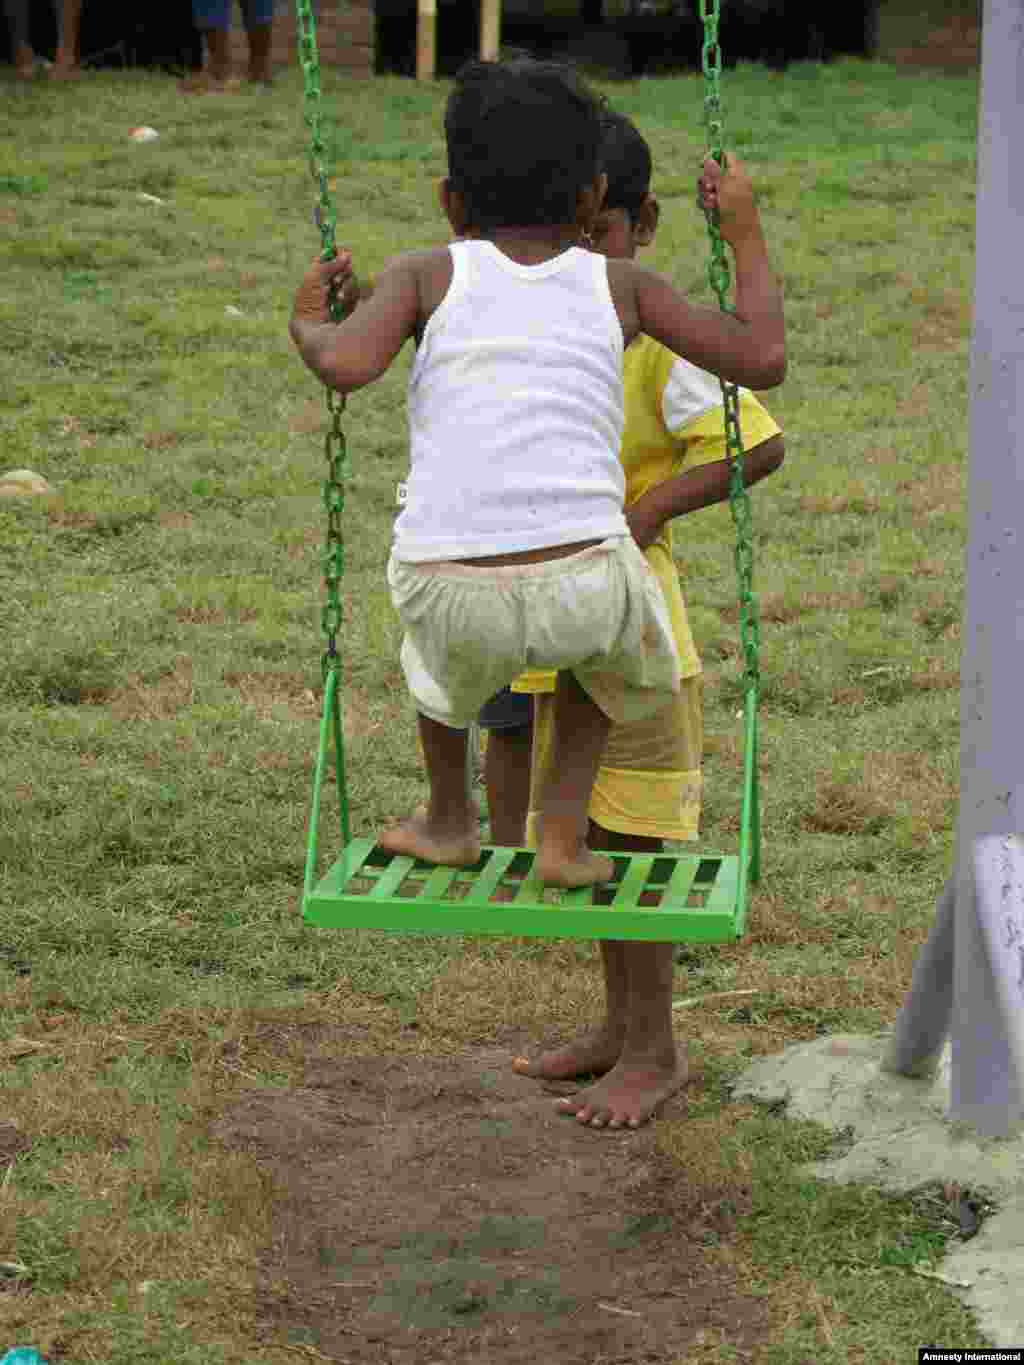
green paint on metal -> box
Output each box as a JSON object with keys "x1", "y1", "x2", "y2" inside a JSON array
[{"x1": 304, "y1": 839, "x2": 743, "y2": 943}]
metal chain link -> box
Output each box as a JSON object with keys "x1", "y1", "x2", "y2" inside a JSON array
[
  {"x1": 700, "y1": 0, "x2": 760, "y2": 689},
  {"x1": 296, "y1": 0, "x2": 347, "y2": 677}
]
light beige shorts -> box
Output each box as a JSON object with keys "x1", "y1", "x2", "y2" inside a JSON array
[{"x1": 387, "y1": 536, "x2": 681, "y2": 730}]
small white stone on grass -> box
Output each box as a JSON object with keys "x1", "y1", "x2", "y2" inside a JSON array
[{"x1": 0, "y1": 469, "x2": 52, "y2": 498}]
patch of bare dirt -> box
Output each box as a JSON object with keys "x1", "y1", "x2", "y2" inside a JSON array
[
  {"x1": 0, "y1": 1119, "x2": 30, "y2": 1169},
  {"x1": 291, "y1": 399, "x2": 332, "y2": 435},
  {"x1": 217, "y1": 1045, "x2": 769, "y2": 1364},
  {"x1": 141, "y1": 430, "x2": 184, "y2": 451},
  {"x1": 107, "y1": 658, "x2": 195, "y2": 719}
]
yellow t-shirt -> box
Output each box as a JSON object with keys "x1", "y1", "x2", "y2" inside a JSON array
[{"x1": 513, "y1": 333, "x2": 781, "y2": 694}]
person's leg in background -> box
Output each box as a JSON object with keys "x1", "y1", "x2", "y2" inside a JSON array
[
  {"x1": 478, "y1": 688, "x2": 533, "y2": 848},
  {"x1": 3, "y1": 0, "x2": 36, "y2": 78},
  {"x1": 241, "y1": 0, "x2": 274, "y2": 85},
  {"x1": 187, "y1": 0, "x2": 233, "y2": 89},
  {"x1": 50, "y1": 0, "x2": 82, "y2": 78}
]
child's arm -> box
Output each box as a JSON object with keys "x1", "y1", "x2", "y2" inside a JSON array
[
  {"x1": 628, "y1": 156, "x2": 785, "y2": 390},
  {"x1": 290, "y1": 250, "x2": 419, "y2": 393},
  {"x1": 626, "y1": 435, "x2": 784, "y2": 550}
]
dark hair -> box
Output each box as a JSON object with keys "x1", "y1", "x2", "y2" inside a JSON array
[
  {"x1": 599, "y1": 109, "x2": 652, "y2": 227},
  {"x1": 444, "y1": 54, "x2": 607, "y2": 232}
]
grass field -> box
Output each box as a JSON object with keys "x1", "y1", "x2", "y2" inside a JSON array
[{"x1": 1, "y1": 53, "x2": 985, "y2": 1364}]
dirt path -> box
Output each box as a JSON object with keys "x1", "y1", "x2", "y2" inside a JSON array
[{"x1": 216, "y1": 1040, "x2": 769, "y2": 1363}]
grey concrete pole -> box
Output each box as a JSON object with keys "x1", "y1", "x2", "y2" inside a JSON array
[{"x1": 883, "y1": 0, "x2": 1024, "y2": 1137}]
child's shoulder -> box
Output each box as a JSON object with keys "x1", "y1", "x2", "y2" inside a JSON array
[
  {"x1": 605, "y1": 259, "x2": 698, "y2": 354},
  {"x1": 379, "y1": 244, "x2": 451, "y2": 292},
  {"x1": 376, "y1": 246, "x2": 453, "y2": 344},
  {"x1": 604, "y1": 257, "x2": 642, "y2": 347}
]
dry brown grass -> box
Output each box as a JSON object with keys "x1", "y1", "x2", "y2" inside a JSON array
[
  {"x1": 412, "y1": 946, "x2": 604, "y2": 1052},
  {"x1": 158, "y1": 510, "x2": 195, "y2": 531},
  {"x1": 804, "y1": 749, "x2": 955, "y2": 838},
  {"x1": 895, "y1": 388, "x2": 931, "y2": 420},
  {"x1": 0, "y1": 992, "x2": 476, "y2": 1361},
  {"x1": 140, "y1": 430, "x2": 184, "y2": 451},
  {"x1": 107, "y1": 658, "x2": 196, "y2": 720},
  {"x1": 289, "y1": 398, "x2": 330, "y2": 435},
  {"x1": 897, "y1": 464, "x2": 965, "y2": 519},
  {"x1": 655, "y1": 1104, "x2": 759, "y2": 1189},
  {"x1": 0, "y1": 999, "x2": 295, "y2": 1363},
  {"x1": 223, "y1": 669, "x2": 321, "y2": 722},
  {"x1": 798, "y1": 492, "x2": 882, "y2": 517},
  {"x1": 58, "y1": 414, "x2": 98, "y2": 448},
  {"x1": 719, "y1": 590, "x2": 866, "y2": 627},
  {"x1": 913, "y1": 290, "x2": 971, "y2": 349},
  {"x1": 830, "y1": 662, "x2": 960, "y2": 707},
  {"x1": 175, "y1": 603, "x2": 262, "y2": 624},
  {"x1": 909, "y1": 663, "x2": 960, "y2": 691}
]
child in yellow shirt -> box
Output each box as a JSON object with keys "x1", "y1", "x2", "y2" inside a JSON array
[{"x1": 504, "y1": 109, "x2": 785, "y2": 1128}]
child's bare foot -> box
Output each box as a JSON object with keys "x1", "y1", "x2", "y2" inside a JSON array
[
  {"x1": 14, "y1": 42, "x2": 36, "y2": 79},
  {"x1": 555, "y1": 1050, "x2": 688, "y2": 1130},
  {"x1": 512, "y1": 1026, "x2": 623, "y2": 1080},
  {"x1": 534, "y1": 845, "x2": 614, "y2": 888},
  {"x1": 378, "y1": 812, "x2": 480, "y2": 867}
]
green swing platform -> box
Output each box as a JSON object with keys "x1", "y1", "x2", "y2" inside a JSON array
[{"x1": 296, "y1": 0, "x2": 761, "y2": 943}]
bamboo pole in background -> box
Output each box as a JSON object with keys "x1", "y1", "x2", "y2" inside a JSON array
[
  {"x1": 416, "y1": 0, "x2": 436, "y2": 79},
  {"x1": 480, "y1": 0, "x2": 501, "y2": 60}
]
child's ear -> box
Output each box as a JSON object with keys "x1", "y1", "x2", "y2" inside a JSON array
[
  {"x1": 439, "y1": 178, "x2": 467, "y2": 236},
  {"x1": 635, "y1": 193, "x2": 659, "y2": 247}
]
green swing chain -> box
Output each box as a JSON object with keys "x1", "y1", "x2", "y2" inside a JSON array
[
  {"x1": 700, "y1": 0, "x2": 760, "y2": 690},
  {"x1": 295, "y1": 0, "x2": 758, "y2": 694},
  {"x1": 296, "y1": 0, "x2": 347, "y2": 679}
]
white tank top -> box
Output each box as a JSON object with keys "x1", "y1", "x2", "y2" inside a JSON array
[{"x1": 393, "y1": 240, "x2": 629, "y2": 562}]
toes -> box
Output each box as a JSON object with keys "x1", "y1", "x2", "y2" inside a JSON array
[
  {"x1": 595, "y1": 1110, "x2": 642, "y2": 1129},
  {"x1": 558, "y1": 1095, "x2": 645, "y2": 1129}
]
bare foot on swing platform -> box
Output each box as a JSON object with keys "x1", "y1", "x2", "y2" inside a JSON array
[
  {"x1": 534, "y1": 846, "x2": 615, "y2": 888},
  {"x1": 378, "y1": 813, "x2": 480, "y2": 867}
]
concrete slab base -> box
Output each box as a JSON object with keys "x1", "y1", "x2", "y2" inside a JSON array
[{"x1": 732, "y1": 1034, "x2": 1024, "y2": 1347}]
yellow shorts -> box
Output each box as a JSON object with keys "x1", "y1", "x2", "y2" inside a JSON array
[
  {"x1": 525, "y1": 672, "x2": 703, "y2": 845},
  {"x1": 387, "y1": 536, "x2": 681, "y2": 730}
]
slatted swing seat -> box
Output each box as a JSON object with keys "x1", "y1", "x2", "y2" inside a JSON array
[{"x1": 296, "y1": 0, "x2": 762, "y2": 943}]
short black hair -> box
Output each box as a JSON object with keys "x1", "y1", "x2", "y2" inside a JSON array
[
  {"x1": 599, "y1": 109, "x2": 652, "y2": 227},
  {"x1": 444, "y1": 53, "x2": 607, "y2": 232}
]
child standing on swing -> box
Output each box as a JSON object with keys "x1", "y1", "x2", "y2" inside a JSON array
[{"x1": 290, "y1": 54, "x2": 784, "y2": 890}]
